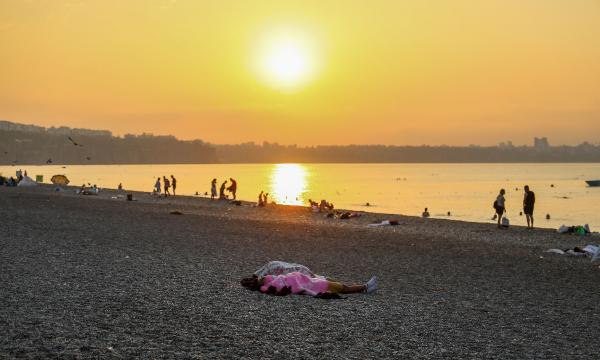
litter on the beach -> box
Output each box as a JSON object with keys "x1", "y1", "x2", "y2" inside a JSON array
[
  {"x1": 16, "y1": 176, "x2": 38, "y2": 187},
  {"x1": 557, "y1": 224, "x2": 591, "y2": 235}
]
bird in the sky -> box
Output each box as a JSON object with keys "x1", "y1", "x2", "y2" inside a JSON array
[
  {"x1": 86, "y1": 156, "x2": 91, "y2": 161},
  {"x1": 67, "y1": 136, "x2": 84, "y2": 147}
]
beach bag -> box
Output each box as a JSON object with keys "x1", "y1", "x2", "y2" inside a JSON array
[{"x1": 501, "y1": 217, "x2": 510, "y2": 227}]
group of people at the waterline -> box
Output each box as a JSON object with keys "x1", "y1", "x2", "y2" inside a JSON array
[
  {"x1": 420, "y1": 185, "x2": 537, "y2": 229},
  {"x1": 153, "y1": 175, "x2": 177, "y2": 196},
  {"x1": 210, "y1": 178, "x2": 237, "y2": 200},
  {"x1": 492, "y1": 185, "x2": 536, "y2": 229}
]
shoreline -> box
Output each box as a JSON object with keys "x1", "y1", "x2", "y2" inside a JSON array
[{"x1": 5, "y1": 183, "x2": 598, "y2": 247}]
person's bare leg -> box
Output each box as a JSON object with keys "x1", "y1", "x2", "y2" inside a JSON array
[
  {"x1": 327, "y1": 281, "x2": 366, "y2": 294},
  {"x1": 341, "y1": 284, "x2": 367, "y2": 294}
]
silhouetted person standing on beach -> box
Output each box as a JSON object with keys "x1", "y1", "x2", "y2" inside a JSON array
[
  {"x1": 154, "y1": 177, "x2": 161, "y2": 194},
  {"x1": 494, "y1": 189, "x2": 506, "y2": 228},
  {"x1": 211, "y1": 178, "x2": 217, "y2": 200},
  {"x1": 523, "y1": 185, "x2": 535, "y2": 229},
  {"x1": 422, "y1": 208, "x2": 430, "y2": 218},
  {"x1": 227, "y1": 178, "x2": 238, "y2": 200},
  {"x1": 219, "y1": 180, "x2": 227, "y2": 199},
  {"x1": 163, "y1": 176, "x2": 171, "y2": 196},
  {"x1": 171, "y1": 175, "x2": 177, "y2": 196}
]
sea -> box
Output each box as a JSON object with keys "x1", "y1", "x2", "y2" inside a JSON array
[{"x1": 2, "y1": 163, "x2": 600, "y2": 230}]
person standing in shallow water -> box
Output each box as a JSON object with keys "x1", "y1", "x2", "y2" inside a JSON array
[
  {"x1": 170, "y1": 175, "x2": 177, "y2": 196},
  {"x1": 227, "y1": 178, "x2": 238, "y2": 200},
  {"x1": 494, "y1": 189, "x2": 506, "y2": 228},
  {"x1": 523, "y1": 185, "x2": 536, "y2": 229},
  {"x1": 163, "y1": 176, "x2": 171, "y2": 197},
  {"x1": 211, "y1": 178, "x2": 217, "y2": 200}
]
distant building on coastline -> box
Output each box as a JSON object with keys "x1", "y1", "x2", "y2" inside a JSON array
[
  {"x1": 0, "y1": 120, "x2": 112, "y2": 137},
  {"x1": 534, "y1": 137, "x2": 550, "y2": 150},
  {"x1": 0, "y1": 120, "x2": 45, "y2": 133}
]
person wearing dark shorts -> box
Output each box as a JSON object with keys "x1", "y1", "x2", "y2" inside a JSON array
[
  {"x1": 494, "y1": 189, "x2": 506, "y2": 228},
  {"x1": 523, "y1": 185, "x2": 535, "y2": 229}
]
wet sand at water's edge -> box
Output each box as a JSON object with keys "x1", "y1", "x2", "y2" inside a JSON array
[{"x1": 1, "y1": 185, "x2": 599, "y2": 358}]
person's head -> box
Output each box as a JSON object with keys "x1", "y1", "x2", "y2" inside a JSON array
[
  {"x1": 230, "y1": 178, "x2": 234, "y2": 181},
  {"x1": 500, "y1": 189, "x2": 505, "y2": 195},
  {"x1": 171, "y1": 175, "x2": 174, "y2": 178},
  {"x1": 424, "y1": 207, "x2": 428, "y2": 211},
  {"x1": 212, "y1": 178, "x2": 216, "y2": 182},
  {"x1": 240, "y1": 275, "x2": 262, "y2": 291},
  {"x1": 524, "y1": 185, "x2": 530, "y2": 192}
]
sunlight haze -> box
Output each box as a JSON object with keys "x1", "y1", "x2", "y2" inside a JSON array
[{"x1": 1, "y1": 0, "x2": 599, "y2": 145}]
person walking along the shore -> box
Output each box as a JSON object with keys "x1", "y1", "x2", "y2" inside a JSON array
[
  {"x1": 171, "y1": 175, "x2": 177, "y2": 196},
  {"x1": 163, "y1": 176, "x2": 171, "y2": 197},
  {"x1": 523, "y1": 185, "x2": 535, "y2": 229},
  {"x1": 211, "y1": 178, "x2": 218, "y2": 200},
  {"x1": 154, "y1": 177, "x2": 161, "y2": 195},
  {"x1": 494, "y1": 189, "x2": 506, "y2": 228},
  {"x1": 227, "y1": 178, "x2": 238, "y2": 200}
]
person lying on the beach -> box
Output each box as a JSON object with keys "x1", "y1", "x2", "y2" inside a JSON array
[
  {"x1": 241, "y1": 272, "x2": 377, "y2": 297},
  {"x1": 325, "y1": 211, "x2": 362, "y2": 219},
  {"x1": 546, "y1": 245, "x2": 599, "y2": 261},
  {"x1": 368, "y1": 219, "x2": 400, "y2": 227},
  {"x1": 254, "y1": 260, "x2": 325, "y2": 279}
]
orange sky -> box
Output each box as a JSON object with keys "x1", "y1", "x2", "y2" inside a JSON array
[{"x1": 1, "y1": 0, "x2": 599, "y2": 146}]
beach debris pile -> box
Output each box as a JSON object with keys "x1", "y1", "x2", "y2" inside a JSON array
[{"x1": 557, "y1": 224, "x2": 591, "y2": 235}]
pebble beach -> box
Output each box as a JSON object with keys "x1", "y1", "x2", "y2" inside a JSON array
[{"x1": 1, "y1": 185, "x2": 599, "y2": 358}]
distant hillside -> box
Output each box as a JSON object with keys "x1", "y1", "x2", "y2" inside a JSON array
[
  {"x1": 0, "y1": 120, "x2": 217, "y2": 165},
  {"x1": 214, "y1": 141, "x2": 600, "y2": 163},
  {"x1": 1, "y1": 120, "x2": 600, "y2": 164}
]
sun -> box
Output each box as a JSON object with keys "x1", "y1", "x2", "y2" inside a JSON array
[
  {"x1": 255, "y1": 30, "x2": 317, "y2": 89},
  {"x1": 265, "y1": 42, "x2": 309, "y2": 85}
]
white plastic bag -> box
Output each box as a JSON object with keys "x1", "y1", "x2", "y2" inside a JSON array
[{"x1": 501, "y1": 217, "x2": 510, "y2": 227}]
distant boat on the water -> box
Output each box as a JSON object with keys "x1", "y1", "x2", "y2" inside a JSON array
[{"x1": 586, "y1": 180, "x2": 600, "y2": 187}]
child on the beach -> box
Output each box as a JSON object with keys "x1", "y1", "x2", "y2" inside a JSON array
[
  {"x1": 154, "y1": 177, "x2": 161, "y2": 195},
  {"x1": 494, "y1": 189, "x2": 506, "y2": 228},
  {"x1": 241, "y1": 272, "x2": 376, "y2": 297}
]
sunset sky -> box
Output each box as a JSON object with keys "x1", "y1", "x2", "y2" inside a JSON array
[{"x1": 1, "y1": 0, "x2": 599, "y2": 146}]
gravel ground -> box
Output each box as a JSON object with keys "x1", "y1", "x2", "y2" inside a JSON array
[{"x1": 1, "y1": 186, "x2": 599, "y2": 359}]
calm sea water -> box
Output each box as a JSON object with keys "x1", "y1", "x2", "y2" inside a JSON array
[{"x1": 2, "y1": 163, "x2": 600, "y2": 229}]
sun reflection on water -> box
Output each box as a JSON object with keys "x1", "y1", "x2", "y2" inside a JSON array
[{"x1": 270, "y1": 163, "x2": 307, "y2": 205}]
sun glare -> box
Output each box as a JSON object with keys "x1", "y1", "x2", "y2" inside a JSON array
[
  {"x1": 255, "y1": 30, "x2": 317, "y2": 89},
  {"x1": 270, "y1": 164, "x2": 308, "y2": 205}
]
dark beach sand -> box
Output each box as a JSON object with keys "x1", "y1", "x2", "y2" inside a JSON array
[{"x1": 1, "y1": 186, "x2": 599, "y2": 358}]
